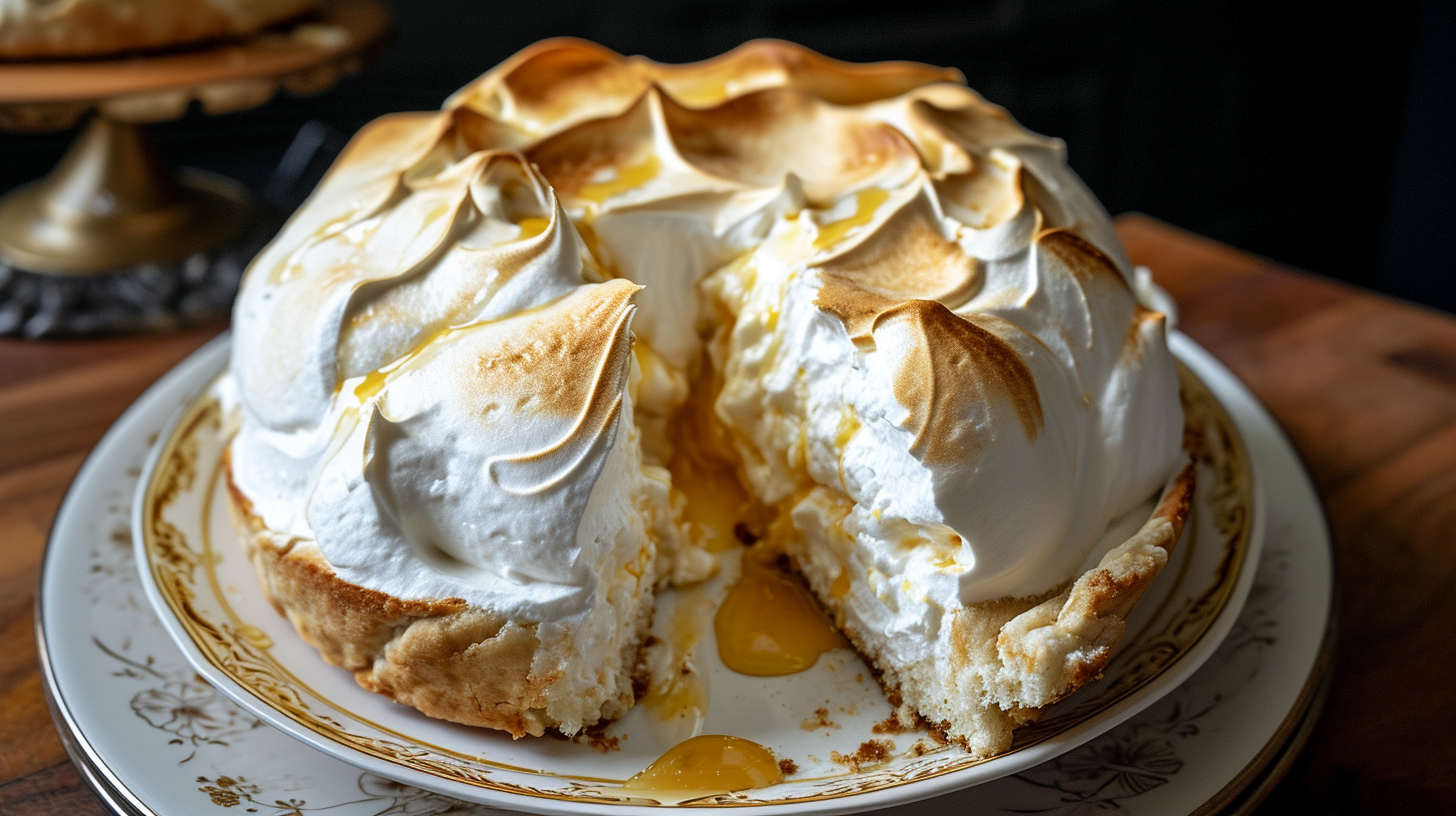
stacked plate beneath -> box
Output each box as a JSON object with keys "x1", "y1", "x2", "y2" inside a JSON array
[{"x1": 37, "y1": 332, "x2": 1333, "y2": 815}]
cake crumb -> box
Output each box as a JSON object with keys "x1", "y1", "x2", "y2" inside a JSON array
[
  {"x1": 556, "y1": 722, "x2": 622, "y2": 753},
  {"x1": 910, "y1": 741, "x2": 929, "y2": 757},
  {"x1": 801, "y1": 707, "x2": 838, "y2": 730},
  {"x1": 872, "y1": 701, "x2": 920, "y2": 735},
  {"x1": 872, "y1": 713, "x2": 907, "y2": 734},
  {"x1": 778, "y1": 758, "x2": 798, "y2": 776},
  {"x1": 830, "y1": 739, "x2": 894, "y2": 771}
]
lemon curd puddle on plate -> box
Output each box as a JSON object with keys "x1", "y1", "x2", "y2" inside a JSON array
[
  {"x1": 667, "y1": 396, "x2": 850, "y2": 680},
  {"x1": 715, "y1": 546, "x2": 848, "y2": 676},
  {"x1": 622, "y1": 451, "x2": 858, "y2": 795},
  {"x1": 621, "y1": 734, "x2": 785, "y2": 803}
]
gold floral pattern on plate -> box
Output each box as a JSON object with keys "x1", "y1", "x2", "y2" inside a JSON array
[{"x1": 134, "y1": 344, "x2": 1259, "y2": 811}]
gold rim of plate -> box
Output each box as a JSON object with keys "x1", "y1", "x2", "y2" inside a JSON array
[{"x1": 138, "y1": 361, "x2": 1255, "y2": 807}]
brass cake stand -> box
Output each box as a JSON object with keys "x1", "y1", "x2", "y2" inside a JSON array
[{"x1": 0, "y1": 0, "x2": 388, "y2": 333}]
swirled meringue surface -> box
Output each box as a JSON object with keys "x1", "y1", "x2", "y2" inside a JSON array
[
  {"x1": 228, "y1": 37, "x2": 1184, "y2": 636},
  {"x1": 307, "y1": 280, "x2": 643, "y2": 617}
]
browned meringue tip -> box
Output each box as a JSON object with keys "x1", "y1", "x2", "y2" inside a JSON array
[
  {"x1": 873, "y1": 302, "x2": 1044, "y2": 463},
  {"x1": 640, "y1": 38, "x2": 965, "y2": 107},
  {"x1": 1034, "y1": 228, "x2": 1133, "y2": 292},
  {"x1": 446, "y1": 37, "x2": 965, "y2": 125}
]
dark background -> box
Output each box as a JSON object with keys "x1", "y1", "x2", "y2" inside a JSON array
[{"x1": 4, "y1": 0, "x2": 1452, "y2": 311}]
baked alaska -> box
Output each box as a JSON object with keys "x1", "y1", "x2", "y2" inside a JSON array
[{"x1": 225, "y1": 38, "x2": 1194, "y2": 758}]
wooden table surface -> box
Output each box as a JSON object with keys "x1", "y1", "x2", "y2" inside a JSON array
[{"x1": 1, "y1": 214, "x2": 1453, "y2": 814}]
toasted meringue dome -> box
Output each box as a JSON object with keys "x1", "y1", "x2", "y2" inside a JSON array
[{"x1": 227, "y1": 38, "x2": 1187, "y2": 751}]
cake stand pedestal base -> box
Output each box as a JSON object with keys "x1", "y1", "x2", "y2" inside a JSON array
[
  {"x1": 0, "y1": 0, "x2": 389, "y2": 336},
  {"x1": 0, "y1": 116, "x2": 252, "y2": 276},
  {"x1": 0, "y1": 212, "x2": 273, "y2": 338}
]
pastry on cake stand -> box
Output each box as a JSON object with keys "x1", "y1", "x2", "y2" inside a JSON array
[{"x1": 0, "y1": 0, "x2": 388, "y2": 336}]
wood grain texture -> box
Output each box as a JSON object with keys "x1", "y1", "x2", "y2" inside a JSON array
[
  {"x1": 1121, "y1": 214, "x2": 1456, "y2": 813},
  {"x1": 0, "y1": 761, "x2": 108, "y2": 815},
  {"x1": 2, "y1": 218, "x2": 1455, "y2": 813},
  {"x1": 0, "y1": 324, "x2": 219, "y2": 816}
]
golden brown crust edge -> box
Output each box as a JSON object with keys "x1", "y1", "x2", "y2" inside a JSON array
[
  {"x1": 993, "y1": 460, "x2": 1197, "y2": 707},
  {"x1": 226, "y1": 459, "x2": 572, "y2": 738}
]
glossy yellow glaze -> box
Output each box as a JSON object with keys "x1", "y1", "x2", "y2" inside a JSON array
[
  {"x1": 578, "y1": 155, "x2": 661, "y2": 203},
  {"x1": 622, "y1": 734, "x2": 783, "y2": 798},
  {"x1": 640, "y1": 594, "x2": 712, "y2": 727},
  {"x1": 814, "y1": 187, "x2": 888, "y2": 249},
  {"x1": 515, "y1": 215, "x2": 550, "y2": 240},
  {"x1": 352, "y1": 368, "x2": 388, "y2": 402},
  {"x1": 715, "y1": 548, "x2": 847, "y2": 676},
  {"x1": 673, "y1": 460, "x2": 751, "y2": 554}
]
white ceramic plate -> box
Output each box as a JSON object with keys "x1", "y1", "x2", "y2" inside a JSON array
[
  {"x1": 117, "y1": 332, "x2": 1263, "y2": 814},
  {"x1": 38, "y1": 331, "x2": 1331, "y2": 815}
]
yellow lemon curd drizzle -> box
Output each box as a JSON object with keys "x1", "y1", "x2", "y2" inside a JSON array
[
  {"x1": 715, "y1": 547, "x2": 847, "y2": 676},
  {"x1": 578, "y1": 155, "x2": 661, "y2": 203},
  {"x1": 621, "y1": 734, "x2": 783, "y2": 797},
  {"x1": 814, "y1": 187, "x2": 889, "y2": 250}
]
